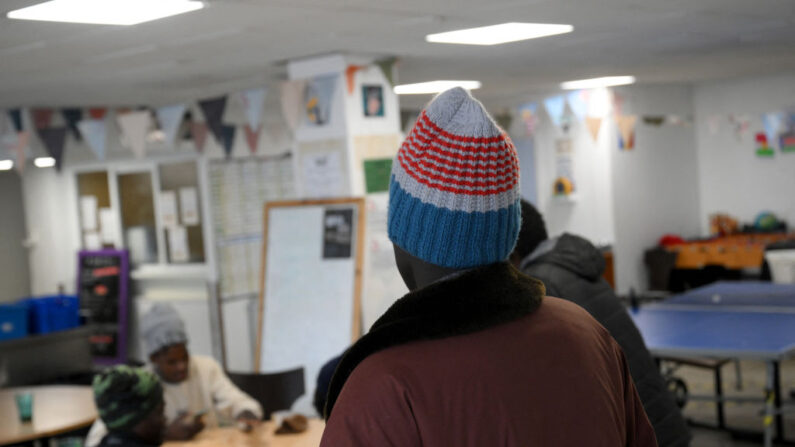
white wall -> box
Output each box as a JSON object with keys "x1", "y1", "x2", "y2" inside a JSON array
[
  {"x1": 693, "y1": 74, "x2": 795, "y2": 234},
  {"x1": 610, "y1": 85, "x2": 701, "y2": 294},
  {"x1": 523, "y1": 99, "x2": 617, "y2": 248}
]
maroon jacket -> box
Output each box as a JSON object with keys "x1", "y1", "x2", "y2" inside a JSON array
[{"x1": 321, "y1": 263, "x2": 657, "y2": 446}]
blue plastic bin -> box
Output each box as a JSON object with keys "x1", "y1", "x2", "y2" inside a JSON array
[
  {"x1": 0, "y1": 304, "x2": 29, "y2": 341},
  {"x1": 18, "y1": 295, "x2": 80, "y2": 334}
]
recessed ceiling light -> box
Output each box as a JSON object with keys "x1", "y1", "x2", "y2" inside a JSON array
[
  {"x1": 34, "y1": 157, "x2": 56, "y2": 168},
  {"x1": 426, "y1": 22, "x2": 573, "y2": 46},
  {"x1": 7, "y1": 0, "x2": 204, "y2": 26},
  {"x1": 560, "y1": 76, "x2": 636, "y2": 90},
  {"x1": 0, "y1": 160, "x2": 14, "y2": 171},
  {"x1": 394, "y1": 81, "x2": 482, "y2": 95}
]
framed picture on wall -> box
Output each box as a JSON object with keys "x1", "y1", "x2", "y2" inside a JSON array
[{"x1": 362, "y1": 85, "x2": 384, "y2": 117}]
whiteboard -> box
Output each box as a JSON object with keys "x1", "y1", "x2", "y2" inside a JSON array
[{"x1": 256, "y1": 199, "x2": 364, "y2": 415}]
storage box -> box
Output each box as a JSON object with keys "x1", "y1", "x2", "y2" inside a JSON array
[
  {"x1": 766, "y1": 250, "x2": 795, "y2": 284},
  {"x1": 0, "y1": 304, "x2": 29, "y2": 341},
  {"x1": 18, "y1": 295, "x2": 80, "y2": 334}
]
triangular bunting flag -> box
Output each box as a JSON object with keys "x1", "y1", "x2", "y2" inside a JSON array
[
  {"x1": 38, "y1": 127, "x2": 67, "y2": 170},
  {"x1": 198, "y1": 96, "x2": 228, "y2": 142},
  {"x1": 117, "y1": 111, "x2": 151, "y2": 159},
  {"x1": 191, "y1": 122, "x2": 208, "y2": 153},
  {"x1": 62, "y1": 108, "x2": 83, "y2": 140},
  {"x1": 0, "y1": 111, "x2": 9, "y2": 137},
  {"x1": 243, "y1": 124, "x2": 261, "y2": 155},
  {"x1": 305, "y1": 74, "x2": 338, "y2": 126},
  {"x1": 155, "y1": 104, "x2": 186, "y2": 146},
  {"x1": 617, "y1": 115, "x2": 638, "y2": 150},
  {"x1": 8, "y1": 109, "x2": 24, "y2": 132},
  {"x1": 543, "y1": 95, "x2": 567, "y2": 129},
  {"x1": 345, "y1": 65, "x2": 366, "y2": 94},
  {"x1": 375, "y1": 57, "x2": 398, "y2": 87},
  {"x1": 220, "y1": 125, "x2": 236, "y2": 158},
  {"x1": 89, "y1": 108, "x2": 107, "y2": 120},
  {"x1": 77, "y1": 119, "x2": 107, "y2": 161},
  {"x1": 566, "y1": 90, "x2": 588, "y2": 123},
  {"x1": 14, "y1": 132, "x2": 29, "y2": 174},
  {"x1": 240, "y1": 88, "x2": 267, "y2": 130},
  {"x1": 280, "y1": 80, "x2": 307, "y2": 133},
  {"x1": 32, "y1": 108, "x2": 54, "y2": 130},
  {"x1": 586, "y1": 116, "x2": 602, "y2": 142},
  {"x1": 762, "y1": 112, "x2": 785, "y2": 149},
  {"x1": 517, "y1": 103, "x2": 538, "y2": 137}
]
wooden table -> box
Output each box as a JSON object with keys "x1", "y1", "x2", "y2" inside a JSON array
[
  {"x1": 0, "y1": 385, "x2": 97, "y2": 446},
  {"x1": 164, "y1": 418, "x2": 324, "y2": 447}
]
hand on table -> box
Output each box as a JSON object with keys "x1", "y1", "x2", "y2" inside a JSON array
[
  {"x1": 235, "y1": 410, "x2": 261, "y2": 433},
  {"x1": 164, "y1": 412, "x2": 206, "y2": 441}
]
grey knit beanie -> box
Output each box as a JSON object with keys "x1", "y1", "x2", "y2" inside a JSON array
[{"x1": 141, "y1": 303, "x2": 188, "y2": 356}]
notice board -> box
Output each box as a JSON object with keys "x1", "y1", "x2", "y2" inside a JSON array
[
  {"x1": 77, "y1": 249, "x2": 130, "y2": 365},
  {"x1": 256, "y1": 198, "x2": 365, "y2": 414}
]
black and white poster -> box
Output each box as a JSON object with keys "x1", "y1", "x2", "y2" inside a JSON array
[{"x1": 323, "y1": 208, "x2": 354, "y2": 259}]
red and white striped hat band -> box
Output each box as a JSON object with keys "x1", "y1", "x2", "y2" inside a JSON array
[{"x1": 392, "y1": 88, "x2": 520, "y2": 213}]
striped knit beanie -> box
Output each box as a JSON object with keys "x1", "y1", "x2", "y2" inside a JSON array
[
  {"x1": 388, "y1": 87, "x2": 521, "y2": 269},
  {"x1": 93, "y1": 365, "x2": 163, "y2": 432}
]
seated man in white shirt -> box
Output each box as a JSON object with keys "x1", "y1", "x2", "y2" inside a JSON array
[{"x1": 86, "y1": 304, "x2": 263, "y2": 446}]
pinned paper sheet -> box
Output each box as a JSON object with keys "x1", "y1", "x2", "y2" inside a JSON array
[
  {"x1": 179, "y1": 187, "x2": 200, "y2": 226},
  {"x1": 117, "y1": 111, "x2": 150, "y2": 159},
  {"x1": 80, "y1": 196, "x2": 98, "y2": 231},
  {"x1": 301, "y1": 150, "x2": 345, "y2": 198},
  {"x1": 78, "y1": 119, "x2": 107, "y2": 161},
  {"x1": 566, "y1": 90, "x2": 588, "y2": 123},
  {"x1": 305, "y1": 74, "x2": 339, "y2": 126},
  {"x1": 156, "y1": 104, "x2": 186, "y2": 146},
  {"x1": 518, "y1": 103, "x2": 538, "y2": 137},
  {"x1": 99, "y1": 208, "x2": 116, "y2": 244},
  {"x1": 168, "y1": 226, "x2": 189, "y2": 263},
  {"x1": 160, "y1": 191, "x2": 178, "y2": 228},
  {"x1": 617, "y1": 115, "x2": 638, "y2": 150},
  {"x1": 240, "y1": 88, "x2": 267, "y2": 130},
  {"x1": 586, "y1": 116, "x2": 602, "y2": 142},
  {"x1": 544, "y1": 95, "x2": 567, "y2": 130}
]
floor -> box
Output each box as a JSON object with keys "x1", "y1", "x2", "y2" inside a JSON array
[{"x1": 671, "y1": 358, "x2": 795, "y2": 446}]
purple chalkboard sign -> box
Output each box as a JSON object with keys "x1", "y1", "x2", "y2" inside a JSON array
[{"x1": 77, "y1": 249, "x2": 130, "y2": 366}]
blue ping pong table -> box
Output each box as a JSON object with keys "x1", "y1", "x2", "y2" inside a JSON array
[{"x1": 631, "y1": 281, "x2": 795, "y2": 447}]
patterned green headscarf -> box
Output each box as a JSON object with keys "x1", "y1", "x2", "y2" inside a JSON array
[{"x1": 93, "y1": 365, "x2": 163, "y2": 432}]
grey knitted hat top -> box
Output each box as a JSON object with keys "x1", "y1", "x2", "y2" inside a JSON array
[{"x1": 141, "y1": 303, "x2": 188, "y2": 356}]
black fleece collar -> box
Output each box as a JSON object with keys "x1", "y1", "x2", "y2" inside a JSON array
[{"x1": 324, "y1": 262, "x2": 545, "y2": 419}]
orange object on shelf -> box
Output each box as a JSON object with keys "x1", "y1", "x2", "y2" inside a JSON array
[{"x1": 666, "y1": 233, "x2": 794, "y2": 269}]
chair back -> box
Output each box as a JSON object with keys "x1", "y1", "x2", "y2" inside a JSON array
[{"x1": 226, "y1": 367, "x2": 305, "y2": 418}]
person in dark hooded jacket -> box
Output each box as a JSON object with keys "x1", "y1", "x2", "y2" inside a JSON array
[{"x1": 510, "y1": 199, "x2": 691, "y2": 447}]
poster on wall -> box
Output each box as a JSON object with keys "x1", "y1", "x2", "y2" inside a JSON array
[
  {"x1": 755, "y1": 133, "x2": 775, "y2": 157},
  {"x1": 298, "y1": 139, "x2": 348, "y2": 198},
  {"x1": 159, "y1": 191, "x2": 178, "y2": 228},
  {"x1": 553, "y1": 138, "x2": 575, "y2": 196},
  {"x1": 77, "y1": 250, "x2": 130, "y2": 365},
  {"x1": 363, "y1": 158, "x2": 392, "y2": 193},
  {"x1": 323, "y1": 208, "x2": 354, "y2": 259},
  {"x1": 179, "y1": 187, "x2": 200, "y2": 226},
  {"x1": 305, "y1": 75, "x2": 338, "y2": 126},
  {"x1": 362, "y1": 85, "x2": 384, "y2": 117}
]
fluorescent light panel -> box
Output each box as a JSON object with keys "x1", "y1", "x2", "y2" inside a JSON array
[
  {"x1": 7, "y1": 0, "x2": 204, "y2": 26},
  {"x1": 34, "y1": 157, "x2": 56, "y2": 168},
  {"x1": 426, "y1": 22, "x2": 573, "y2": 46},
  {"x1": 0, "y1": 160, "x2": 13, "y2": 171},
  {"x1": 561, "y1": 76, "x2": 636, "y2": 90},
  {"x1": 394, "y1": 80, "x2": 482, "y2": 95}
]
